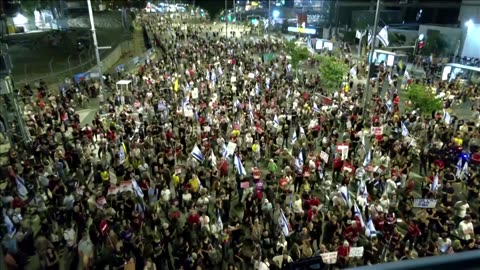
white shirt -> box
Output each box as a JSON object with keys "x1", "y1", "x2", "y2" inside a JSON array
[
  {"x1": 458, "y1": 221, "x2": 474, "y2": 240},
  {"x1": 182, "y1": 193, "x2": 192, "y2": 202},
  {"x1": 161, "y1": 189, "x2": 171, "y2": 202},
  {"x1": 199, "y1": 215, "x2": 210, "y2": 228},
  {"x1": 436, "y1": 237, "x2": 452, "y2": 254},
  {"x1": 455, "y1": 202, "x2": 470, "y2": 218},
  {"x1": 63, "y1": 228, "x2": 76, "y2": 247}
]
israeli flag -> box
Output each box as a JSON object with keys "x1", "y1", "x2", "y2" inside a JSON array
[
  {"x1": 132, "y1": 179, "x2": 144, "y2": 198},
  {"x1": 3, "y1": 214, "x2": 15, "y2": 236},
  {"x1": 366, "y1": 217, "x2": 377, "y2": 238},
  {"x1": 273, "y1": 115, "x2": 280, "y2": 128},
  {"x1": 16, "y1": 175, "x2": 28, "y2": 198},
  {"x1": 456, "y1": 158, "x2": 463, "y2": 178},
  {"x1": 222, "y1": 143, "x2": 229, "y2": 158},
  {"x1": 299, "y1": 126, "x2": 305, "y2": 135},
  {"x1": 234, "y1": 155, "x2": 246, "y2": 176},
  {"x1": 286, "y1": 89, "x2": 291, "y2": 99},
  {"x1": 292, "y1": 130, "x2": 297, "y2": 144},
  {"x1": 255, "y1": 82, "x2": 260, "y2": 95},
  {"x1": 354, "y1": 202, "x2": 365, "y2": 228},
  {"x1": 401, "y1": 121, "x2": 409, "y2": 137},
  {"x1": 191, "y1": 145, "x2": 205, "y2": 162},
  {"x1": 206, "y1": 69, "x2": 211, "y2": 81},
  {"x1": 211, "y1": 71, "x2": 217, "y2": 83},
  {"x1": 217, "y1": 66, "x2": 223, "y2": 76},
  {"x1": 248, "y1": 100, "x2": 254, "y2": 124},
  {"x1": 461, "y1": 161, "x2": 469, "y2": 179},
  {"x1": 278, "y1": 209, "x2": 290, "y2": 236},
  {"x1": 182, "y1": 97, "x2": 190, "y2": 109},
  {"x1": 217, "y1": 212, "x2": 223, "y2": 231},
  {"x1": 211, "y1": 151, "x2": 217, "y2": 167},
  {"x1": 339, "y1": 185, "x2": 351, "y2": 207},
  {"x1": 118, "y1": 145, "x2": 126, "y2": 164},
  {"x1": 431, "y1": 173, "x2": 439, "y2": 191},
  {"x1": 386, "y1": 100, "x2": 393, "y2": 112},
  {"x1": 443, "y1": 110, "x2": 451, "y2": 125},
  {"x1": 295, "y1": 152, "x2": 304, "y2": 172},
  {"x1": 313, "y1": 102, "x2": 320, "y2": 113},
  {"x1": 363, "y1": 149, "x2": 371, "y2": 167},
  {"x1": 361, "y1": 134, "x2": 366, "y2": 148},
  {"x1": 358, "y1": 183, "x2": 369, "y2": 198}
]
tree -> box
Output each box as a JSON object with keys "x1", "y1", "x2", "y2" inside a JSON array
[
  {"x1": 422, "y1": 31, "x2": 448, "y2": 56},
  {"x1": 317, "y1": 55, "x2": 348, "y2": 93},
  {"x1": 406, "y1": 83, "x2": 443, "y2": 115},
  {"x1": 284, "y1": 40, "x2": 310, "y2": 69}
]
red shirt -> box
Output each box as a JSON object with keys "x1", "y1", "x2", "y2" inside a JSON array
[
  {"x1": 343, "y1": 224, "x2": 360, "y2": 243},
  {"x1": 187, "y1": 214, "x2": 200, "y2": 225},
  {"x1": 374, "y1": 216, "x2": 385, "y2": 232},
  {"x1": 333, "y1": 158, "x2": 343, "y2": 170},
  {"x1": 337, "y1": 245, "x2": 350, "y2": 258}
]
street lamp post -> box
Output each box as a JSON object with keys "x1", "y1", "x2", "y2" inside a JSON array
[
  {"x1": 87, "y1": 0, "x2": 104, "y2": 86},
  {"x1": 362, "y1": 0, "x2": 381, "y2": 122}
]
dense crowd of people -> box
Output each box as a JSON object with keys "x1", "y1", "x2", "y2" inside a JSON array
[{"x1": 2, "y1": 12, "x2": 480, "y2": 270}]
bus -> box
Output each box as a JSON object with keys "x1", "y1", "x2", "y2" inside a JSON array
[{"x1": 441, "y1": 63, "x2": 480, "y2": 84}]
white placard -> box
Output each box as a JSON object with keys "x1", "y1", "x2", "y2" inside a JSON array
[
  {"x1": 320, "y1": 151, "x2": 329, "y2": 164},
  {"x1": 184, "y1": 109, "x2": 194, "y2": 118},
  {"x1": 336, "y1": 144, "x2": 349, "y2": 161},
  {"x1": 349, "y1": 246, "x2": 364, "y2": 258},
  {"x1": 413, "y1": 198, "x2": 437, "y2": 208},
  {"x1": 320, "y1": 252, "x2": 338, "y2": 264},
  {"x1": 231, "y1": 76, "x2": 237, "y2": 83},
  {"x1": 370, "y1": 126, "x2": 384, "y2": 136},
  {"x1": 248, "y1": 73, "x2": 255, "y2": 79},
  {"x1": 226, "y1": 142, "x2": 237, "y2": 156},
  {"x1": 192, "y1": 88, "x2": 199, "y2": 99}
]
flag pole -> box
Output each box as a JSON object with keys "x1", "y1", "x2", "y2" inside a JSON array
[{"x1": 362, "y1": 0, "x2": 381, "y2": 124}]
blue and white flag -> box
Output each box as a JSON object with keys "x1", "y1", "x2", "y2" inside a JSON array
[
  {"x1": 191, "y1": 145, "x2": 205, "y2": 162},
  {"x1": 211, "y1": 151, "x2": 217, "y2": 167},
  {"x1": 313, "y1": 102, "x2": 320, "y2": 113},
  {"x1": 234, "y1": 155, "x2": 246, "y2": 176},
  {"x1": 255, "y1": 83, "x2": 260, "y2": 95},
  {"x1": 248, "y1": 100, "x2": 254, "y2": 124},
  {"x1": 278, "y1": 209, "x2": 290, "y2": 236},
  {"x1": 295, "y1": 151, "x2": 304, "y2": 172},
  {"x1": 443, "y1": 110, "x2": 451, "y2": 125},
  {"x1": 299, "y1": 126, "x2": 305, "y2": 135},
  {"x1": 456, "y1": 158, "x2": 463, "y2": 178},
  {"x1": 222, "y1": 143, "x2": 229, "y2": 158},
  {"x1": 354, "y1": 202, "x2": 365, "y2": 228},
  {"x1": 132, "y1": 179, "x2": 144, "y2": 198},
  {"x1": 363, "y1": 149, "x2": 371, "y2": 167},
  {"x1": 292, "y1": 130, "x2": 297, "y2": 144},
  {"x1": 286, "y1": 89, "x2": 291, "y2": 99},
  {"x1": 273, "y1": 115, "x2": 280, "y2": 128},
  {"x1": 182, "y1": 97, "x2": 190, "y2": 109},
  {"x1": 386, "y1": 100, "x2": 393, "y2": 113},
  {"x1": 366, "y1": 217, "x2": 377, "y2": 238},
  {"x1": 217, "y1": 212, "x2": 223, "y2": 231},
  {"x1": 211, "y1": 71, "x2": 217, "y2": 83},
  {"x1": 361, "y1": 134, "x2": 366, "y2": 148},
  {"x1": 401, "y1": 121, "x2": 409, "y2": 137},
  {"x1": 16, "y1": 176, "x2": 28, "y2": 198},
  {"x1": 206, "y1": 69, "x2": 211, "y2": 81},
  {"x1": 431, "y1": 173, "x2": 439, "y2": 191},
  {"x1": 339, "y1": 185, "x2": 351, "y2": 207}
]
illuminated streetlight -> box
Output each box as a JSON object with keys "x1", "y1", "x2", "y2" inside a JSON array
[
  {"x1": 272, "y1": 10, "x2": 280, "y2": 19},
  {"x1": 465, "y1": 19, "x2": 474, "y2": 28}
]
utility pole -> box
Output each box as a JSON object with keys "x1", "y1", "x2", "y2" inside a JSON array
[
  {"x1": 87, "y1": 0, "x2": 104, "y2": 86},
  {"x1": 362, "y1": 0, "x2": 381, "y2": 122},
  {"x1": 268, "y1": 0, "x2": 271, "y2": 38}
]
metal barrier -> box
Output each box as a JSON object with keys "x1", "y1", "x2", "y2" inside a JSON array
[{"x1": 287, "y1": 250, "x2": 480, "y2": 270}]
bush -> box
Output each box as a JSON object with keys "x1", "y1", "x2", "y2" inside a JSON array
[{"x1": 406, "y1": 83, "x2": 443, "y2": 114}]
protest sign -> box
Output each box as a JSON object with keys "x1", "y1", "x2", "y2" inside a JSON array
[
  {"x1": 349, "y1": 246, "x2": 364, "y2": 258},
  {"x1": 226, "y1": 142, "x2": 237, "y2": 156},
  {"x1": 336, "y1": 144, "x2": 349, "y2": 161},
  {"x1": 320, "y1": 252, "x2": 338, "y2": 264},
  {"x1": 320, "y1": 151, "x2": 329, "y2": 163},
  {"x1": 413, "y1": 198, "x2": 437, "y2": 208},
  {"x1": 371, "y1": 126, "x2": 384, "y2": 135}
]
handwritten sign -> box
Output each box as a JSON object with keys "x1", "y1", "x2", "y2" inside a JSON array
[
  {"x1": 320, "y1": 252, "x2": 338, "y2": 264},
  {"x1": 349, "y1": 246, "x2": 364, "y2": 258},
  {"x1": 320, "y1": 151, "x2": 329, "y2": 164},
  {"x1": 226, "y1": 142, "x2": 237, "y2": 156},
  {"x1": 413, "y1": 198, "x2": 437, "y2": 208},
  {"x1": 370, "y1": 126, "x2": 384, "y2": 136},
  {"x1": 336, "y1": 144, "x2": 349, "y2": 161}
]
